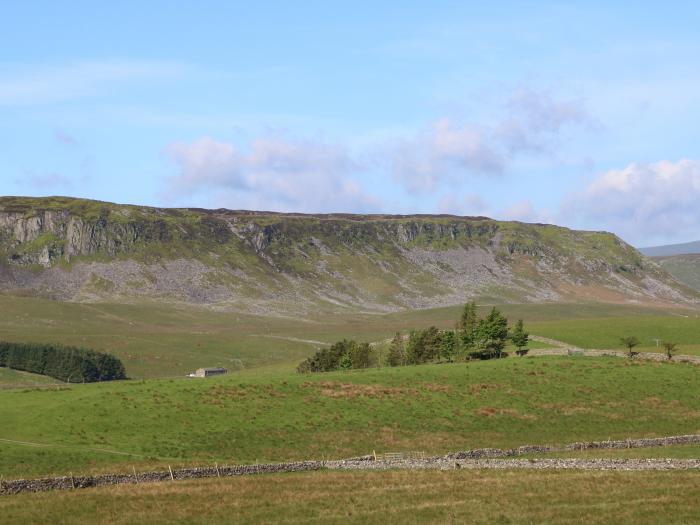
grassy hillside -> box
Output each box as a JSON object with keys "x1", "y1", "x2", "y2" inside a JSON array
[
  {"x1": 1, "y1": 356, "x2": 699, "y2": 479},
  {"x1": 2, "y1": 469, "x2": 699, "y2": 525},
  {"x1": 0, "y1": 367, "x2": 61, "y2": 389},
  {"x1": 653, "y1": 254, "x2": 700, "y2": 291}
]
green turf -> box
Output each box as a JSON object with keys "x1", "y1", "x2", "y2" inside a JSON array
[
  {"x1": 1, "y1": 356, "x2": 698, "y2": 479},
  {"x1": 529, "y1": 314, "x2": 700, "y2": 355},
  {"x1": 0, "y1": 367, "x2": 62, "y2": 389}
]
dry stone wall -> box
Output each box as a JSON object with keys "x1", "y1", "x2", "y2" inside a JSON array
[{"x1": 2, "y1": 434, "x2": 699, "y2": 496}]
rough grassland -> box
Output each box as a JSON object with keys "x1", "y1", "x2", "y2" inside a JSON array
[
  {"x1": 1, "y1": 357, "x2": 699, "y2": 479},
  {"x1": 1, "y1": 295, "x2": 699, "y2": 378},
  {"x1": 0, "y1": 367, "x2": 61, "y2": 389},
  {"x1": 1, "y1": 469, "x2": 699, "y2": 524}
]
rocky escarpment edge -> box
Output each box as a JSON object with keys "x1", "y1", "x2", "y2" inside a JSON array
[{"x1": 2, "y1": 434, "x2": 699, "y2": 496}]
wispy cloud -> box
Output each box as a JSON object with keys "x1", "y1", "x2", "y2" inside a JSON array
[
  {"x1": 53, "y1": 129, "x2": 78, "y2": 146},
  {"x1": 164, "y1": 135, "x2": 381, "y2": 213},
  {"x1": 384, "y1": 88, "x2": 592, "y2": 193},
  {"x1": 17, "y1": 172, "x2": 78, "y2": 190},
  {"x1": 0, "y1": 60, "x2": 186, "y2": 106},
  {"x1": 565, "y1": 159, "x2": 700, "y2": 243}
]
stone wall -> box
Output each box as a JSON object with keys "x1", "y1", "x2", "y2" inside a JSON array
[{"x1": 2, "y1": 434, "x2": 699, "y2": 496}]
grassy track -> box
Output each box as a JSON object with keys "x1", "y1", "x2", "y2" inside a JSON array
[
  {"x1": 1, "y1": 469, "x2": 699, "y2": 524},
  {"x1": 1, "y1": 356, "x2": 699, "y2": 479}
]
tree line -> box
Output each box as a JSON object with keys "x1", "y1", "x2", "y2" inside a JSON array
[
  {"x1": 297, "y1": 302, "x2": 530, "y2": 373},
  {"x1": 0, "y1": 341, "x2": 127, "y2": 382}
]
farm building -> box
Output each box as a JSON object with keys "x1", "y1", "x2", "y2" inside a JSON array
[{"x1": 190, "y1": 367, "x2": 228, "y2": 378}]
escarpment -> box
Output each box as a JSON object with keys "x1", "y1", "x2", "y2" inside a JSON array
[{"x1": 0, "y1": 196, "x2": 695, "y2": 312}]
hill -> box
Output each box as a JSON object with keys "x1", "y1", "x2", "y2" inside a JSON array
[
  {"x1": 652, "y1": 254, "x2": 700, "y2": 292},
  {"x1": 639, "y1": 239, "x2": 700, "y2": 257},
  {"x1": 0, "y1": 196, "x2": 696, "y2": 313}
]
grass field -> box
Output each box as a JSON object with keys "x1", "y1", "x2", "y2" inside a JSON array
[
  {"x1": 1, "y1": 469, "x2": 699, "y2": 524},
  {"x1": 1, "y1": 356, "x2": 699, "y2": 479},
  {"x1": 0, "y1": 367, "x2": 62, "y2": 389},
  {"x1": 1, "y1": 294, "x2": 700, "y2": 378}
]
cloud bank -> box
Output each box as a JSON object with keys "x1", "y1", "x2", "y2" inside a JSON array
[
  {"x1": 385, "y1": 88, "x2": 590, "y2": 192},
  {"x1": 568, "y1": 159, "x2": 700, "y2": 243},
  {"x1": 165, "y1": 136, "x2": 380, "y2": 212}
]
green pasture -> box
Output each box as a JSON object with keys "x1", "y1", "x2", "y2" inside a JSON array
[
  {"x1": 1, "y1": 294, "x2": 699, "y2": 379},
  {"x1": 1, "y1": 356, "x2": 698, "y2": 479}
]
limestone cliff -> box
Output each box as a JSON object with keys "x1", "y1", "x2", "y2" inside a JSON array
[{"x1": 0, "y1": 196, "x2": 695, "y2": 313}]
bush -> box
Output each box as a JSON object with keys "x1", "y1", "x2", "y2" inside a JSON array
[
  {"x1": 468, "y1": 349, "x2": 509, "y2": 361},
  {"x1": 0, "y1": 341, "x2": 127, "y2": 382}
]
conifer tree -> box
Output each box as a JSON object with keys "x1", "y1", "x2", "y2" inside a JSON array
[
  {"x1": 386, "y1": 332, "x2": 405, "y2": 367},
  {"x1": 511, "y1": 319, "x2": 529, "y2": 356},
  {"x1": 458, "y1": 301, "x2": 478, "y2": 351}
]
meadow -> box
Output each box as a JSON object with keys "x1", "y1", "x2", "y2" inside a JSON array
[
  {"x1": 1, "y1": 294, "x2": 699, "y2": 379},
  {"x1": 1, "y1": 469, "x2": 699, "y2": 524},
  {"x1": 1, "y1": 356, "x2": 699, "y2": 479}
]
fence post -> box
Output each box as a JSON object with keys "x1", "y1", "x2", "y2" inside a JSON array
[
  {"x1": 215, "y1": 462, "x2": 221, "y2": 477},
  {"x1": 169, "y1": 465, "x2": 174, "y2": 481},
  {"x1": 133, "y1": 466, "x2": 139, "y2": 484}
]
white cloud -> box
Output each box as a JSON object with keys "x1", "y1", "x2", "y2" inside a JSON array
[
  {"x1": 165, "y1": 135, "x2": 381, "y2": 213},
  {"x1": 498, "y1": 87, "x2": 591, "y2": 154},
  {"x1": 499, "y1": 200, "x2": 554, "y2": 224},
  {"x1": 387, "y1": 89, "x2": 591, "y2": 193},
  {"x1": 387, "y1": 119, "x2": 504, "y2": 192},
  {"x1": 566, "y1": 159, "x2": 700, "y2": 243},
  {"x1": 437, "y1": 193, "x2": 490, "y2": 216},
  {"x1": 0, "y1": 60, "x2": 185, "y2": 106}
]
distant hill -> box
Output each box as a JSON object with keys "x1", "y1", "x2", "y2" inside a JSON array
[
  {"x1": 0, "y1": 196, "x2": 697, "y2": 313},
  {"x1": 651, "y1": 254, "x2": 700, "y2": 292},
  {"x1": 639, "y1": 240, "x2": 700, "y2": 257}
]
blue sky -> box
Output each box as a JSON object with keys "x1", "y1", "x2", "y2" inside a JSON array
[{"x1": 2, "y1": 1, "x2": 699, "y2": 246}]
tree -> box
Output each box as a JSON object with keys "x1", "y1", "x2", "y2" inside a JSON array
[
  {"x1": 475, "y1": 307, "x2": 509, "y2": 357},
  {"x1": 350, "y1": 342, "x2": 372, "y2": 369},
  {"x1": 441, "y1": 330, "x2": 457, "y2": 362},
  {"x1": 663, "y1": 341, "x2": 677, "y2": 361},
  {"x1": 511, "y1": 319, "x2": 529, "y2": 356},
  {"x1": 339, "y1": 350, "x2": 353, "y2": 370},
  {"x1": 620, "y1": 336, "x2": 641, "y2": 357},
  {"x1": 386, "y1": 332, "x2": 406, "y2": 367},
  {"x1": 458, "y1": 301, "x2": 478, "y2": 352},
  {"x1": 406, "y1": 327, "x2": 443, "y2": 365}
]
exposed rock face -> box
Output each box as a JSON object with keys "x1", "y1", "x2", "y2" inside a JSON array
[{"x1": 0, "y1": 196, "x2": 696, "y2": 313}]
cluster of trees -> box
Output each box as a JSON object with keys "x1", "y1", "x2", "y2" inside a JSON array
[
  {"x1": 298, "y1": 302, "x2": 531, "y2": 373},
  {"x1": 0, "y1": 341, "x2": 127, "y2": 382},
  {"x1": 296, "y1": 339, "x2": 374, "y2": 373}
]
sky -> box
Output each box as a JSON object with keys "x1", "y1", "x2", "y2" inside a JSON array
[{"x1": 1, "y1": 1, "x2": 699, "y2": 246}]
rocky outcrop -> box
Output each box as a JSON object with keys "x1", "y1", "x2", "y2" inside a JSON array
[{"x1": 0, "y1": 196, "x2": 696, "y2": 311}]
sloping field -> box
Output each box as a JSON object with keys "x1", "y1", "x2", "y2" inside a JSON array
[{"x1": 1, "y1": 356, "x2": 699, "y2": 479}]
